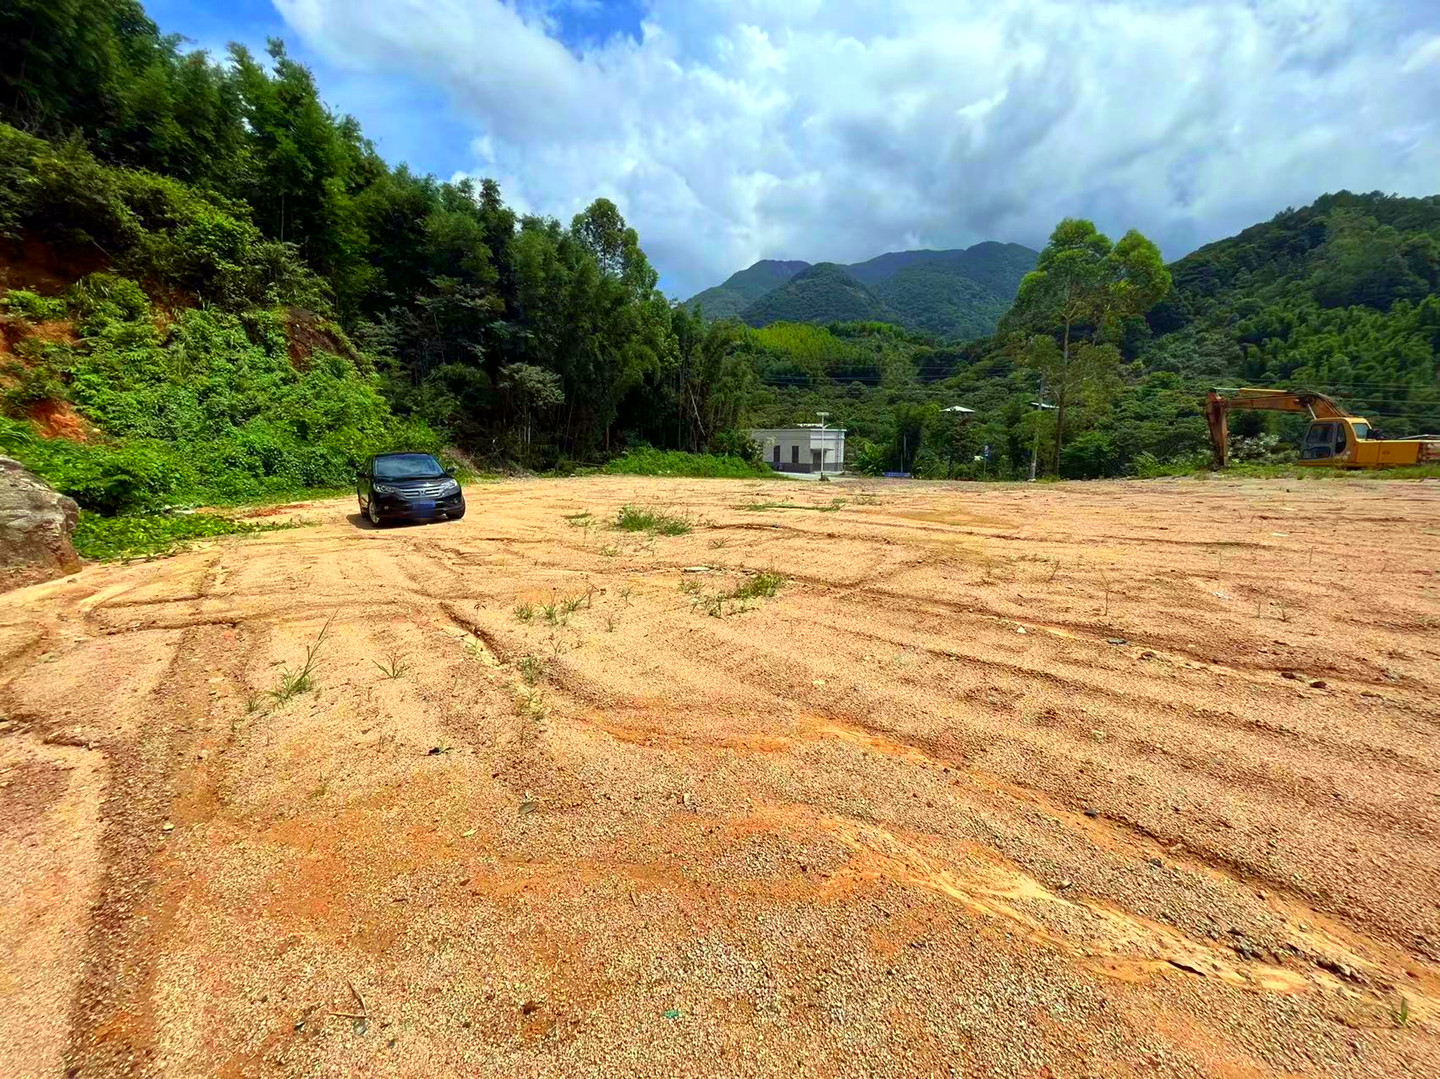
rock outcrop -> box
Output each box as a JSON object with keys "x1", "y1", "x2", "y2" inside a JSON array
[{"x1": 0, "y1": 457, "x2": 80, "y2": 590}]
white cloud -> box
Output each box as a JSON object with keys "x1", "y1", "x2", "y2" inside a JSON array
[{"x1": 273, "y1": 0, "x2": 1440, "y2": 296}]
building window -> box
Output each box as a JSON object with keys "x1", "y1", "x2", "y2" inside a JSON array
[{"x1": 791, "y1": 445, "x2": 799, "y2": 465}]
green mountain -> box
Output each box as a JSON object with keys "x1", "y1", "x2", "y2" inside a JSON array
[
  {"x1": 686, "y1": 241, "x2": 1038, "y2": 340},
  {"x1": 1141, "y1": 190, "x2": 1440, "y2": 432},
  {"x1": 684, "y1": 259, "x2": 811, "y2": 319},
  {"x1": 739, "y1": 263, "x2": 898, "y2": 327}
]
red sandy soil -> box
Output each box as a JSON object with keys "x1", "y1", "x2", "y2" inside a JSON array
[{"x1": 1, "y1": 475, "x2": 1438, "y2": 1078}]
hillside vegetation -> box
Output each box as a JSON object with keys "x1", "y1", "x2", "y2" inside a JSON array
[
  {"x1": 740, "y1": 264, "x2": 898, "y2": 328},
  {"x1": 684, "y1": 260, "x2": 811, "y2": 321},
  {"x1": 0, "y1": 0, "x2": 1435, "y2": 526}
]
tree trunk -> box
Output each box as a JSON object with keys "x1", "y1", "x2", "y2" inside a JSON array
[{"x1": 1053, "y1": 318, "x2": 1071, "y2": 475}]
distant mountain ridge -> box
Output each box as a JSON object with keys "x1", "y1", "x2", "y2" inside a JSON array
[{"x1": 682, "y1": 241, "x2": 1038, "y2": 340}]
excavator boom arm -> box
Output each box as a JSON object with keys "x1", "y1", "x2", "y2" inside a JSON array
[{"x1": 1206, "y1": 388, "x2": 1351, "y2": 467}]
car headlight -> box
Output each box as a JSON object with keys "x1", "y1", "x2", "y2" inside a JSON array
[
  {"x1": 373, "y1": 482, "x2": 399, "y2": 494},
  {"x1": 443, "y1": 480, "x2": 461, "y2": 494}
]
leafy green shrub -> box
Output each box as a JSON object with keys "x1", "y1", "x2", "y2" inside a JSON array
[
  {"x1": 1060, "y1": 430, "x2": 1122, "y2": 479},
  {"x1": 603, "y1": 447, "x2": 772, "y2": 478},
  {"x1": 69, "y1": 273, "x2": 151, "y2": 328},
  {"x1": 1133, "y1": 451, "x2": 1210, "y2": 478},
  {"x1": 708, "y1": 428, "x2": 762, "y2": 464},
  {"x1": 848, "y1": 439, "x2": 888, "y2": 476},
  {"x1": 72, "y1": 510, "x2": 293, "y2": 561},
  {"x1": 0, "y1": 359, "x2": 68, "y2": 414},
  {"x1": 2, "y1": 290, "x2": 68, "y2": 321}
]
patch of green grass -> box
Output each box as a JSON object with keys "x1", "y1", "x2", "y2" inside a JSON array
[
  {"x1": 73, "y1": 510, "x2": 296, "y2": 561},
  {"x1": 741, "y1": 499, "x2": 846, "y2": 513},
  {"x1": 730, "y1": 570, "x2": 785, "y2": 601},
  {"x1": 1135, "y1": 459, "x2": 1440, "y2": 482},
  {"x1": 513, "y1": 602, "x2": 535, "y2": 622},
  {"x1": 601, "y1": 448, "x2": 776, "y2": 478},
  {"x1": 689, "y1": 570, "x2": 787, "y2": 618},
  {"x1": 614, "y1": 505, "x2": 692, "y2": 536}
]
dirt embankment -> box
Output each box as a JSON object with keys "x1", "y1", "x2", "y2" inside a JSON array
[{"x1": 1, "y1": 476, "x2": 1438, "y2": 1078}]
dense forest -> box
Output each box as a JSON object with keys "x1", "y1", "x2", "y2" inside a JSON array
[{"x1": 0, "y1": 0, "x2": 1437, "y2": 533}]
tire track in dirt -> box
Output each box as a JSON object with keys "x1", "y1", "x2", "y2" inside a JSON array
[{"x1": 62, "y1": 556, "x2": 233, "y2": 1078}]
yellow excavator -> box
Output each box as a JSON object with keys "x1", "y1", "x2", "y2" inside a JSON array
[{"x1": 1206, "y1": 388, "x2": 1440, "y2": 469}]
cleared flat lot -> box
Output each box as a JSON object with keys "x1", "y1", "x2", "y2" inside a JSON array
[{"x1": 2, "y1": 475, "x2": 1439, "y2": 1078}]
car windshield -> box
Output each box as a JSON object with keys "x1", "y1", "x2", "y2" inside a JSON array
[{"x1": 374, "y1": 454, "x2": 445, "y2": 480}]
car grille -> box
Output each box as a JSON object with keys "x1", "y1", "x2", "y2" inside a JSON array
[{"x1": 401, "y1": 481, "x2": 455, "y2": 497}]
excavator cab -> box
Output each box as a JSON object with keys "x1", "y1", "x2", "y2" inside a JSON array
[{"x1": 1299, "y1": 419, "x2": 1367, "y2": 463}]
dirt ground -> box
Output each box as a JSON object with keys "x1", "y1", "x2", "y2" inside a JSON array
[{"x1": 2, "y1": 475, "x2": 1439, "y2": 1078}]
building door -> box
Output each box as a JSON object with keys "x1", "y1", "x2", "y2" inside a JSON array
[
  {"x1": 811, "y1": 449, "x2": 822, "y2": 471},
  {"x1": 773, "y1": 444, "x2": 780, "y2": 464},
  {"x1": 790, "y1": 445, "x2": 799, "y2": 465}
]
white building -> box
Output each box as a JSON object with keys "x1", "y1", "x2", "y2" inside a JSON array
[{"x1": 750, "y1": 425, "x2": 847, "y2": 475}]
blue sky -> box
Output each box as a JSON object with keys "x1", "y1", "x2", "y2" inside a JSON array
[{"x1": 144, "y1": 1, "x2": 1440, "y2": 297}]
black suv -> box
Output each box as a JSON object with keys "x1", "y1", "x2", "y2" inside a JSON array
[{"x1": 357, "y1": 453, "x2": 465, "y2": 526}]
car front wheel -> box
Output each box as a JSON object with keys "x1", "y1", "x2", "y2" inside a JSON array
[
  {"x1": 367, "y1": 500, "x2": 384, "y2": 527},
  {"x1": 448, "y1": 503, "x2": 466, "y2": 520}
]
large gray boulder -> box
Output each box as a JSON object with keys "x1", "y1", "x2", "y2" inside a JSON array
[{"x1": 0, "y1": 457, "x2": 80, "y2": 591}]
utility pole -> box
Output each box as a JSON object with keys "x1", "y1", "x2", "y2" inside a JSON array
[
  {"x1": 1029, "y1": 374, "x2": 1044, "y2": 482},
  {"x1": 816, "y1": 411, "x2": 829, "y2": 476}
]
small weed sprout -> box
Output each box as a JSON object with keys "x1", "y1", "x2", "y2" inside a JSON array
[
  {"x1": 244, "y1": 693, "x2": 262, "y2": 715},
  {"x1": 514, "y1": 601, "x2": 535, "y2": 622},
  {"x1": 270, "y1": 613, "x2": 335, "y2": 704},
  {"x1": 709, "y1": 538, "x2": 728, "y2": 549},
  {"x1": 373, "y1": 650, "x2": 411, "y2": 679},
  {"x1": 516, "y1": 687, "x2": 547, "y2": 723},
  {"x1": 605, "y1": 613, "x2": 617, "y2": 632},
  {"x1": 1393, "y1": 997, "x2": 1411, "y2": 1027},
  {"x1": 559, "y1": 590, "x2": 591, "y2": 616},
  {"x1": 563, "y1": 512, "x2": 594, "y2": 527},
  {"x1": 600, "y1": 544, "x2": 619, "y2": 558},
  {"x1": 517, "y1": 654, "x2": 545, "y2": 685}
]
